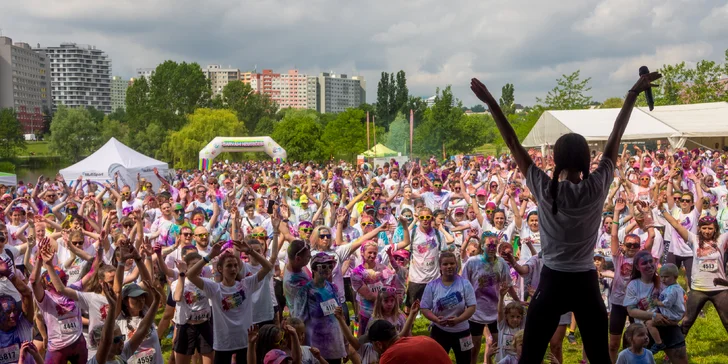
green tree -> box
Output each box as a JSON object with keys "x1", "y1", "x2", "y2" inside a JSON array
[
  {"x1": 405, "y1": 96, "x2": 428, "y2": 129},
  {"x1": 271, "y1": 110, "x2": 325, "y2": 161},
  {"x1": 125, "y1": 76, "x2": 152, "y2": 133},
  {"x1": 683, "y1": 60, "x2": 725, "y2": 103},
  {"x1": 253, "y1": 116, "x2": 277, "y2": 136},
  {"x1": 395, "y1": 71, "x2": 408, "y2": 114},
  {"x1": 385, "y1": 112, "x2": 411, "y2": 155},
  {"x1": 222, "y1": 81, "x2": 278, "y2": 134},
  {"x1": 135, "y1": 123, "x2": 167, "y2": 159},
  {"x1": 166, "y1": 108, "x2": 247, "y2": 169},
  {"x1": 470, "y1": 104, "x2": 486, "y2": 113},
  {"x1": 322, "y1": 108, "x2": 368, "y2": 160},
  {"x1": 0, "y1": 108, "x2": 26, "y2": 158},
  {"x1": 537, "y1": 70, "x2": 592, "y2": 110},
  {"x1": 601, "y1": 97, "x2": 624, "y2": 108},
  {"x1": 414, "y1": 86, "x2": 466, "y2": 156},
  {"x1": 376, "y1": 72, "x2": 391, "y2": 128},
  {"x1": 148, "y1": 60, "x2": 212, "y2": 130},
  {"x1": 49, "y1": 106, "x2": 98, "y2": 161},
  {"x1": 499, "y1": 83, "x2": 516, "y2": 115},
  {"x1": 108, "y1": 108, "x2": 128, "y2": 124},
  {"x1": 93, "y1": 116, "x2": 130, "y2": 150},
  {"x1": 86, "y1": 106, "x2": 105, "y2": 123}
]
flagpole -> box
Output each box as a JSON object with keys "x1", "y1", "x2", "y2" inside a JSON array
[
  {"x1": 409, "y1": 109, "x2": 414, "y2": 158},
  {"x1": 366, "y1": 111, "x2": 370, "y2": 150},
  {"x1": 373, "y1": 116, "x2": 377, "y2": 155}
]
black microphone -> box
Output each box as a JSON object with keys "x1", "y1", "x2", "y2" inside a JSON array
[{"x1": 639, "y1": 66, "x2": 654, "y2": 111}]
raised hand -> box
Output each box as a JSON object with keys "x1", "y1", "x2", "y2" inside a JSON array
[
  {"x1": 248, "y1": 325, "x2": 259, "y2": 344},
  {"x1": 470, "y1": 78, "x2": 498, "y2": 107},
  {"x1": 629, "y1": 71, "x2": 662, "y2": 94},
  {"x1": 614, "y1": 198, "x2": 626, "y2": 212},
  {"x1": 175, "y1": 259, "x2": 188, "y2": 274}
]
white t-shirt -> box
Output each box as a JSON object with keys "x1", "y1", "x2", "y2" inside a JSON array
[
  {"x1": 420, "y1": 275, "x2": 476, "y2": 333},
  {"x1": 461, "y1": 256, "x2": 512, "y2": 324},
  {"x1": 202, "y1": 275, "x2": 265, "y2": 351},
  {"x1": 421, "y1": 191, "x2": 452, "y2": 212},
  {"x1": 687, "y1": 231, "x2": 728, "y2": 292},
  {"x1": 116, "y1": 315, "x2": 163, "y2": 364},
  {"x1": 170, "y1": 279, "x2": 211, "y2": 325},
  {"x1": 610, "y1": 253, "x2": 635, "y2": 306},
  {"x1": 497, "y1": 316, "x2": 525, "y2": 361},
  {"x1": 623, "y1": 279, "x2": 660, "y2": 323},
  {"x1": 75, "y1": 291, "x2": 110, "y2": 357},
  {"x1": 408, "y1": 228, "x2": 446, "y2": 284},
  {"x1": 518, "y1": 223, "x2": 541, "y2": 264},
  {"x1": 709, "y1": 186, "x2": 728, "y2": 211},
  {"x1": 36, "y1": 290, "x2": 83, "y2": 351},
  {"x1": 657, "y1": 283, "x2": 686, "y2": 321},
  {"x1": 526, "y1": 158, "x2": 614, "y2": 272},
  {"x1": 0, "y1": 246, "x2": 21, "y2": 301},
  {"x1": 670, "y1": 208, "x2": 699, "y2": 257},
  {"x1": 245, "y1": 264, "x2": 276, "y2": 324}
]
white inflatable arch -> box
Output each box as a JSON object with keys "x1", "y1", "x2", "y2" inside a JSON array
[{"x1": 199, "y1": 137, "x2": 287, "y2": 169}]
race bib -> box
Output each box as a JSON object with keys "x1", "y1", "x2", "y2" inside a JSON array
[
  {"x1": 424, "y1": 258, "x2": 436, "y2": 268},
  {"x1": 67, "y1": 265, "x2": 81, "y2": 280},
  {"x1": 459, "y1": 335, "x2": 474, "y2": 351},
  {"x1": 59, "y1": 316, "x2": 80, "y2": 334},
  {"x1": 639, "y1": 193, "x2": 649, "y2": 201},
  {"x1": 369, "y1": 282, "x2": 384, "y2": 293},
  {"x1": 190, "y1": 307, "x2": 211, "y2": 322},
  {"x1": 722, "y1": 220, "x2": 728, "y2": 232},
  {"x1": 320, "y1": 298, "x2": 338, "y2": 316},
  {"x1": 0, "y1": 344, "x2": 19, "y2": 364},
  {"x1": 699, "y1": 259, "x2": 718, "y2": 273},
  {"x1": 128, "y1": 348, "x2": 156, "y2": 364}
]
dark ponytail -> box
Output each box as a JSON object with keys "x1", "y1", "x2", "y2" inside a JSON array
[{"x1": 550, "y1": 167, "x2": 562, "y2": 215}]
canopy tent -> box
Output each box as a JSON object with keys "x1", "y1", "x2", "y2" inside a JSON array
[
  {"x1": 60, "y1": 138, "x2": 171, "y2": 190},
  {"x1": 0, "y1": 172, "x2": 17, "y2": 187},
  {"x1": 361, "y1": 143, "x2": 399, "y2": 158},
  {"x1": 522, "y1": 102, "x2": 728, "y2": 149}
]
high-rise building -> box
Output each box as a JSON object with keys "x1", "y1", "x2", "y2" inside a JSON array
[
  {"x1": 202, "y1": 65, "x2": 240, "y2": 96},
  {"x1": 0, "y1": 36, "x2": 52, "y2": 134},
  {"x1": 111, "y1": 76, "x2": 128, "y2": 111},
  {"x1": 317, "y1": 73, "x2": 365, "y2": 113},
  {"x1": 136, "y1": 68, "x2": 155, "y2": 80},
  {"x1": 37, "y1": 43, "x2": 112, "y2": 113},
  {"x1": 249, "y1": 69, "x2": 321, "y2": 110},
  {"x1": 240, "y1": 71, "x2": 253, "y2": 84}
]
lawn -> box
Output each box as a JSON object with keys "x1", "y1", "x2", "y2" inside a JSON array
[{"x1": 21, "y1": 141, "x2": 53, "y2": 156}]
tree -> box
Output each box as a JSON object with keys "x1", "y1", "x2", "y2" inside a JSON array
[
  {"x1": 322, "y1": 108, "x2": 368, "y2": 160},
  {"x1": 92, "y1": 116, "x2": 130, "y2": 150},
  {"x1": 499, "y1": 83, "x2": 516, "y2": 115},
  {"x1": 148, "y1": 60, "x2": 212, "y2": 130},
  {"x1": 376, "y1": 72, "x2": 391, "y2": 129},
  {"x1": 395, "y1": 71, "x2": 409, "y2": 114},
  {"x1": 470, "y1": 104, "x2": 486, "y2": 113},
  {"x1": 166, "y1": 108, "x2": 247, "y2": 169},
  {"x1": 405, "y1": 96, "x2": 428, "y2": 129},
  {"x1": 253, "y1": 116, "x2": 277, "y2": 136},
  {"x1": 385, "y1": 112, "x2": 410, "y2": 155},
  {"x1": 414, "y1": 86, "x2": 466, "y2": 156},
  {"x1": 600, "y1": 97, "x2": 624, "y2": 108},
  {"x1": 222, "y1": 81, "x2": 278, "y2": 134},
  {"x1": 271, "y1": 110, "x2": 325, "y2": 161},
  {"x1": 537, "y1": 70, "x2": 592, "y2": 110},
  {"x1": 0, "y1": 108, "x2": 26, "y2": 158},
  {"x1": 108, "y1": 108, "x2": 128, "y2": 124},
  {"x1": 49, "y1": 106, "x2": 98, "y2": 161},
  {"x1": 125, "y1": 76, "x2": 152, "y2": 133},
  {"x1": 86, "y1": 106, "x2": 105, "y2": 123}
]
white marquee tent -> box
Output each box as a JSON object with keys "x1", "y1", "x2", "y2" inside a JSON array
[
  {"x1": 522, "y1": 102, "x2": 728, "y2": 150},
  {"x1": 60, "y1": 138, "x2": 171, "y2": 190}
]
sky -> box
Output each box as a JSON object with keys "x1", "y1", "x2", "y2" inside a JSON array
[{"x1": 2, "y1": 0, "x2": 727, "y2": 107}]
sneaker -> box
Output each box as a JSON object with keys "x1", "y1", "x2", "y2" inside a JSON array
[
  {"x1": 650, "y1": 342, "x2": 666, "y2": 354},
  {"x1": 567, "y1": 332, "x2": 577, "y2": 345}
]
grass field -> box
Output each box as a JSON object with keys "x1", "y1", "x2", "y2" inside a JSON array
[
  {"x1": 156, "y1": 300, "x2": 726, "y2": 364},
  {"x1": 20, "y1": 141, "x2": 53, "y2": 156}
]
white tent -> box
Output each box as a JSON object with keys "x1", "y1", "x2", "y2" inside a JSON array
[
  {"x1": 60, "y1": 138, "x2": 171, "y2": 190},
  {"x1": 522, "y1": 102, "x2": 728, "y2": 149},
  {"x1": 0, "y1": 172, "x2": 17, "y2": 187}
]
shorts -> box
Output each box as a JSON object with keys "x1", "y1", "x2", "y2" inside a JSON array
[
  {"x1": 649, "y1": 325, "x2": 686, "y2": 350},
  {"x1": 167, "y1": 290, "x2": 176, "y2": 308},
  {"x1": 469, "y1": 320, "x2": 498, "y2": 337},
  {"x1": 173, "y1": 321, "x2": 214, "y2": 355},
  {"x1": 344, "y1": 277, "x2": 355, "y2": 303},
  {"x1": 406, "y1": 282, "x2": 427, "y2": 307},
  {"x1": 558, "y1": 312, "x2": 572, "y2": 326},
  {"x1": 609, "y1": 304, "x2": 634, "y2": 335}
]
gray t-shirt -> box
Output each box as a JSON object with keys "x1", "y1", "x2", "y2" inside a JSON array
[{"x1": 526, "y1": 158, "x2": 614, "y2": 272}]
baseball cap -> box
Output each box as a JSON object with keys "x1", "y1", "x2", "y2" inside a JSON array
[
  {"x1": 454, "y1": 207, "x2": 465, "y2": 214},
  {"x1": 264, "y1": 349, "x2": 291, "y2": 364},
  {"x1": 299, "y1": 195, "x2": 309, "y2": 204},
  {"x1": 311, "y1": 252, "x2": 335, "y2": 265},
  {"x1": 476, "y1": 189, "x2": 487, "y2": 196},
  {"x1": 121, "y1": 283, "x2": 147, "y2": 299},
  {"x1": 364, "y1": 204, "x2": 375, "y2": 212},
  {"x1": 485, "y1": 202, "x2": 497, "y2": 209}
]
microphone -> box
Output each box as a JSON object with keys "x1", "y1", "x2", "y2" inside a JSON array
[{"x1": 639, "y1": 66, "x2": 654, "y2": 111}]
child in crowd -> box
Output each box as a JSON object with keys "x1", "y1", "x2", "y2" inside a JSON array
[
  {"x1": 287, "y1": 317, "x2": 328, "y2": 364},
  {"x1": 647, "y1": 263, "x2": 685, "y2": 354},
  {"x1": 616, "y1": 323, "x2": 655, "y2": 364},
  {"x1": 497, "y1": 285, "x2": 525, "y2": 361}
]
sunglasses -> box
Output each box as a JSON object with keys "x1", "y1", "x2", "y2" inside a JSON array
[
  {"x1": 418, "y1": 215, "x2": 433, "y2": 221},
  {"x1": 174, "y1": 209, "x2": 184, "y2": 214},
  {"x1": 454, "y1": 187, "x2": 461, "y2": 191},
  {"x1": 394, "y1": 256, "x2": 407, "y2": 262},
  {"x1": 624, "y1": 243, "x2": 640, "y2": 249},
  {"x1": 299, "y1": 228, "x2": 313, "y2": 233},
  {"x1": 275, "y1": 333, "x2": 287, "y2": 347},
  {"x1": 181, "y1": 232, "x2": 192, "y2": 237},
  {"x1": 71, "y1": 240, "x2": 84, "y2": 246},
  {"x1": 113, "y1": 334, "x2": 126, "y2": 344},
  {"x1": 196, "y1": 233, "x2": 209, "y2": 238},
  {"x1": 680, "y1": 199, "x2": 693, "y2": 203},
  {"x1": 361, "y1": 222, "x2": 375, "y2": 227},
  {"x1": 250, "y1": 233, "x2": 267, "y2": 238},
  {"x1": 433, "y1": 184, "x2": 442, "y2": 188},
  {"x1": 317, "y1": 263, "x2": 333, "y2": 271},
  {"x1": 640, "y1": 177, "x2": 650, "y2": 181},
  {"x1": 47, "y1": 194, "x2": 57, "y2": 198},
  {"x1": 490, "y1": 185, "x2": 497, "y2": 188},
  {"x1": 121, "y1": 192, "x2": 130, "y2": 196},
  {"x1": 319, "y1": 234, "x2": 331, "y2": 239},
  {"x1": 485, "y1": 209, "x2": 494, "y2": 214},
  {"x1": 197, "y1": 190, "x2": 206, "y2": 194}
]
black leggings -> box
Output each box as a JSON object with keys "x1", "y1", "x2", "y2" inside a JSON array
[
  {"x1": 214, "y1": 347, "x2": 247, "y2": 364},
  {"x1": 666, "y1": 253, "x2": 693, "y2": 287},
  {"x1": 430, "y1": 326, "x2": 471, "y2": 364},
  {"x1": 520, "y1": 266, "x2": 610, "y2": 364},
  {"x1": 682, "y1": 289, "x2": 728, "y2": 335}
]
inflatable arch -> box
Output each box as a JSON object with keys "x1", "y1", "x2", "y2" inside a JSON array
[{"x1": 199, "y1": 137, "x2": 287, "y2": 169}]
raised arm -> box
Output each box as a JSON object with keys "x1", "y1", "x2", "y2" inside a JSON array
[
  {"x1": 602, "y1": 72, "x2": 661, "y2": 163},
  {"x1": 612, "y1": 199, "x2": 625, "y2": 257},
  {"x1": 471, "y1": 79, "x2": 532, "y2": 174}
]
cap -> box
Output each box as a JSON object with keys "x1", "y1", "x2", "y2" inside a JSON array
[
  {"x1": 476, "y1": 189, "x2": 487, "y2": 196},
  {"x1": 485, "y1": 201, "x2": 497, "y2": 209},
  {"x1": 392, "y1": 249, "x2": 410, "y2": 260},
  {"x1": 311, "y1": 252, "x2": 335, "y2": 265},
  {"x1": 264, "y1": 349, "x2": 291, "y2": 364},
  {"x1": 367, "y1": 320, "x2": 397, "y2": 342},
  {"x1": 1, "y1": 194, "x2": 11, "y2": 200},
  {"x1": 364, "y1": 204, "x2": 376, "y2": 212},
  {"x1": 594, "y1": 253, "x2": 605, "y2": 260},
  {"x1": 454, "y1": 207, "x2": 465, "y2": 214},
  {"x1": 121, "y1": 283, "x2": 147, "y2": 299}
]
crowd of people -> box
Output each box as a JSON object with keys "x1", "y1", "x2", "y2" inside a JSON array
[{"x1": 1, "y1": 74, "x2": 727, "y2": 364}]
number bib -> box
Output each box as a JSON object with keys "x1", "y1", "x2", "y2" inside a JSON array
[
  {"x1": 59, "y1": 316, "x2": 80, "y2": 334},
  {"x1": 320, "y1": 298, "x2": 338, "y2": 316},
  {"x1": 369, "y1": 282, "x2": 384, "y2": 294},
  {"x1": 128, "y1": 348, "x2": 156, "y2": 364},
  {"x1": 0, "y1": 344, "x2": 19, "y2": 364},
  {"x1": 459, "y1": 335, "x2": 474, "y2": 351},
  {"x1": 699, "y1": 259, "x2": 718, "y2": 273},
  {"x1": 189, "y1": 307, "x2": 211, "y2": 322}
]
